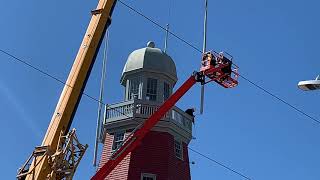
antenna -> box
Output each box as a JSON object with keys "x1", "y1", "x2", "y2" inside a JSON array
[
  {"x1": 200, "y1": 0, "x2": 208, "y2": 114},
  {"x1": 202, "y1": 0, "x2": 208, "y2": 53},
  {"x1": 164, "y1": 24, "x2": 169, "y2": 53}
]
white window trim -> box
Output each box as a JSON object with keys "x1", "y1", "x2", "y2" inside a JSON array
[
  {"x1": 146, "y1": 78, "x2": 157, "y2": 101},
  {"x1": 163, "y1": 82, "x2": 170, "y2": 101},
  {"x1": 112, "y1": 131, "x2": 125, "y2": 151},
  {"x1": 141, "y1": 173, "x2": 157, "y2": 180},
  {"x1": 174, "y1": 139, "x2": 184, "y2": 160},
  {"x1": 128, "y1": 77, "x2": 142, "y2": 100}
]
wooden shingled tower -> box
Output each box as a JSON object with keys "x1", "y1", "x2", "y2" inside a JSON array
[{"x1": 99, "y1": 42, "x2": 193, "y2": 180}]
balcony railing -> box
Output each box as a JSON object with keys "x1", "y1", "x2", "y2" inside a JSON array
[{"x1": 104, "y1": 99, "x2": 193, "y2": 132}]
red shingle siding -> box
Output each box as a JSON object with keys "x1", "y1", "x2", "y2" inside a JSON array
[
  {"x1": 99, "y1": 133, "x2": 113, "y2": 169},
  {"x1": 99, "y1": 133, "x2": 131, "y2": 180},
  {"x1": 128, "y1": 131, "x2": 170, "y2": 180},
  {"x1": 99, "y1": 131, "x2": 191, "y2": 180},
  {"x1": 168, "y1": 142, "x2": 191, "y2": 180}
]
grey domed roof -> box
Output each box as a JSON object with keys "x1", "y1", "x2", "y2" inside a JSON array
[{"x1": 121, "y1": 42, "x2": 177, "y2": 85}]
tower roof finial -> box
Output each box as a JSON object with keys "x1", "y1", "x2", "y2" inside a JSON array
[{"x1": 147, "y1": 41, "x2": 155, "y2": 48}]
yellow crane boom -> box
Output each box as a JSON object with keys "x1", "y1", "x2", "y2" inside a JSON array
[{"x1": 17, "y1": 0, "x2": 117, "y2": 179}]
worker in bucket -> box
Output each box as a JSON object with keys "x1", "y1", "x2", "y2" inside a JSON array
[{"x1": 185, "y1": 108, "x2": 195, "y2": 123}]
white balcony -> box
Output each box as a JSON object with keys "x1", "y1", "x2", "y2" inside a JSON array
[{"x1": 104, "y1": 99, "x2": 193, "y2": 133}]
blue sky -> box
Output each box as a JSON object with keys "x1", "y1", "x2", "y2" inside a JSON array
[{"x1": 1, "y1": 0, "x2": 320, "y2": 179}]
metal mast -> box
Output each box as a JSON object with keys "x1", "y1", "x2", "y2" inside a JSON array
[
  {"x1": 200, "y1": 0, "x2": 208, "y2": 114},
  {"x1": 164, "y1": 24, "x2": 169, "y2": 53},
  {"x1": 93, "y1": 30, "x2": 109, "y2": 167}
]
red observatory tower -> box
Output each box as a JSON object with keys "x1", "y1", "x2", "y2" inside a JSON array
[{"x1": 99, "y1": 42, "x2": 193, "y2": 180}]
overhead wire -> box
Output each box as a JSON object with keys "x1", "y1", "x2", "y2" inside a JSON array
[
  {"x1": 117, "y1": 0, "x2": 320, "y2": 125},
  {"x1": 188, "y1": 147, "x2": 251, "y2": 180},
  {"x1": 0, "y1": 49, "x2": 67, "y2": 86},
  {"x1": 239, "y1": 74, "x2": 320, "y2": 124},
  {"x1": 0, "y1": 49, "x2": 105, "y2": 113},
  {"x1": 117, "y1": 0, "x2": 202, "y2": 53}
]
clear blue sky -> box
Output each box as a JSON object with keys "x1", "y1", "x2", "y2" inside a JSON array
[{"x1": 1, "y1": 0, "x2": 320, "y2": 179}]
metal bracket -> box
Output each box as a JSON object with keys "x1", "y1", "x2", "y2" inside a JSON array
[
  {"x1": 17, "y1": 146, "x2": 51, "y2": 180},
  {"x1": 91, "y1": 9, "x2": 103, "y2": 15},
  {"x1": 17, "y1": 129, "x2": 88, "y2": 180},
  {"x1": 193, "y1": 71, "x2": 205, "y2": 84}
]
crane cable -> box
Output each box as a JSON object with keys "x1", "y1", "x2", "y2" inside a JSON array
[{"x1": 93, "y1": 30, "x2": 110, "y2": 167}]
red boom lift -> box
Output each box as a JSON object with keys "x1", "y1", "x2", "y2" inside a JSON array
[{"x1": 92, "y1": 52, "x2": 239, "y2": 180}]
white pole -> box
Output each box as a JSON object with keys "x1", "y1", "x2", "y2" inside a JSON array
[
  {"x1": 200, "y1": 0, "x2": 208, "y2": 114},
  {"x1": 93, "y1": 30, "x2": 109, "y2": 167}
]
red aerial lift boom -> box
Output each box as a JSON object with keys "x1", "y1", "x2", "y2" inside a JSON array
[{"x1": 92, "y1": 52, "x2": 239, "y2": 180}]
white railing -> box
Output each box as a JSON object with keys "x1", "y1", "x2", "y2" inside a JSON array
[
  {"x1": 105, "y1": 100, "x2": 134, "y2": 121},
  {"x1": 104, "y1": 99, "x2": 192, "y2": 132}
]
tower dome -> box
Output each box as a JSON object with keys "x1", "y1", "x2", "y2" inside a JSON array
[{"x1": 120, "y1": 41, "x2": 177, "y2": 86}]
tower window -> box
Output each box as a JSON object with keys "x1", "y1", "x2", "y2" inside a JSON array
[
  {"x1": 163, "y1": 82, "x2": 170, "y2": 101},
  {"x1": 146, "y1": 78, "x2": 157, "y2": 101},
  {"x1": 128, "y1": 78, "x2": 141, "y2": 100},
  {"x1": 141, "y1": 173, "x2": 156, "y2": 180},
  {"x1": 112, "y1": 132, "x2": 125, "y2": 151},
  {"x1": 174, "y1": 139, "x2": 183, "y2": 160}
]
